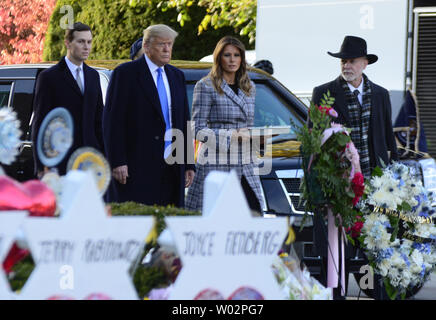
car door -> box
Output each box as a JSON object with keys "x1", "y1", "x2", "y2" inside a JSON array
[{"x1": 0, "y1": 67, "x2": 40, "y2": 181}]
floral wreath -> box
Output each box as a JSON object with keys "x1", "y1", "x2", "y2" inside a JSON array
[
  {"x1": 0, "y1": 107, "x2": 22, "y2": 166},
  {"x1": 357, "y1": 162, "x2": 436, "y2": 299},
  {"x1": 294, "y1": 91, "x2": 364, "y2": 228}
]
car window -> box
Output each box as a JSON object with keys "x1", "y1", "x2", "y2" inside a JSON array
[
  {"x1": 98, "y1": 71, "x2": 110, "y2": 105},
  {"x1": 253, "y1": 83, "x2": 301, "y2": 131},
  {"x1": 0, "y1": 83, "x2": 13, "y2": 108},
  {"x1": 12, "y1": 80, "x2": 35, "y2": 139},
  {"x1": 186, "y1": 81, "x2": 302, "y2": 134}
]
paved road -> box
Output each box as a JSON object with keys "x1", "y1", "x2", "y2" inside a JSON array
[{"x1": 347, "y1": 272, "x2": 436, "y2": 300}]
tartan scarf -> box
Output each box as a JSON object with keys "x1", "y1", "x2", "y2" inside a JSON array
[{"x1": 340, "y1": 74, "x2": 371, "y2": 178}]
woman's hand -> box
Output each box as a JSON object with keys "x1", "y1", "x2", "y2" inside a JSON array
[{"x1": 185, "y1": 170, "x2": 195, "y2": 188}]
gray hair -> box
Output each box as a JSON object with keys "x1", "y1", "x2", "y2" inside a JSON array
[{"x1": 143, "y1": 24, "x2": 178, "y2": 44}]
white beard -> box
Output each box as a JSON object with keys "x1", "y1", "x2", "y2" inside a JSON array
[{"x1": 341, "y1": 71, "x2": 358, "y2": 82}]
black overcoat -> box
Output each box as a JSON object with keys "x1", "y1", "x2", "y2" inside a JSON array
[
  {"x1": 311, "y1": 75, "x2": 398, "y2": 260},
  {"x1": 312, "y1": 76, "x2": 398, "y2": 169},
  {"x1": 31, "y1": 57, "x2": 104, "y2": 175},
  {"x1": 102, "y1": 56, "x2": 194, "y2": 207}
]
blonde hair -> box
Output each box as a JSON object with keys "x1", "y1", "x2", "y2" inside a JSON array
[
  {"x1": 208, "y1": 36, "x2": 253, "y2": 96},
  {"x1": 143, "y1": 24, "x2": 178, "y2": 44}
]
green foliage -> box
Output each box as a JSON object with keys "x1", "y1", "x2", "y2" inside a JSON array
[
  {"x1": 133, "y1": 265, "x2": 169, "y2": 298},
  {"x1": 389, "y1": 215, "x2": 400, "y2": 242},
  {"x1": 43, "y1": 0, "x2": 252, "y2": 62},
  {"x1": 43, "y1": 0, "x2": 83, "y2": 61},
  {"x1": 8, "y1": 255, "x2": 35, "y2": 292},
  {"x1": 371, "y1": 166, "x2": 383, "y2": 177},
  {"x1": 295, "y1": 93, "x2": 332, "y2": 158},
  {"x1": 293, "y1": 91, "x2": 359, "y2": 228},
  {"x1": 110, "y1": 201, "x2": 200, "y2": 236},
  {"x1": 157, "y1": 0, "x2": 257, "y2": 44},
  {"x1": 384, "y1": 278, "x2": 398, "y2": 300}
]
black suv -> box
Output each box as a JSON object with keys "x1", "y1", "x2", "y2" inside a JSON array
[{"x1": 0, "y1": 60, "x2": 342, "y2": 279}]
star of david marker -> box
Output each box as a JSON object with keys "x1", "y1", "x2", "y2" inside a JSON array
[
  {"x1": 166, "y1": 170, "x2": 288, "y2": 299},
  {"x1": 0, "y1": 211, "x2": 27, "y2": 300},
  {"x1": 19, "y1": 171, "x2": 153, "y2": 300}
]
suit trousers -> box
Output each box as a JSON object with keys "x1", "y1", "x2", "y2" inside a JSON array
[
  {"x1": 241, "y1": 175, "x2": 262, "y2": 213},
  {"x1": 160, "y1": 162, "x2": 179, "y2": 207}
]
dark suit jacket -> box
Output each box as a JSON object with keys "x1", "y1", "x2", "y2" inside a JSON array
[
  {"x1": 102, "y1": 56, "x2": 194, "y2": 207},
  {"x1": 311, "y1": 76, "x2": 398, "y2": 259},
  {"x1": 31, "y1": 57, "x2": 104, "y2": 175},
  {"x1": 312, "y1": 76, "x2": 398, "y2": 169}
]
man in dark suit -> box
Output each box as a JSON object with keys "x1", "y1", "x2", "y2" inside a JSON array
[
  {"x1": 31, "y1": 22, "x2": 104, "y2": 177},
  {"x1": 103, "y1": 24, "x2": 195, "y2": 207},
  {"x1": 311, "y1": 36, "x2": 398, "y2": 298}
]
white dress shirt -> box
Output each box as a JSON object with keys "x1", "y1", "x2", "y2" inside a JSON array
[
  {"x1": 348, "y1": 80, "x2": 363, "y2": 105},
  {"x1": 144, "y1": 54, "x2": 172, "y2": 126},
  {"x1": 65, "y1": 56, "x2": 85, "y2": 91}
]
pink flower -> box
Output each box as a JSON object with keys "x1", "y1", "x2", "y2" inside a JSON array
[
  {"x1": 317, "y1": 105, "x2": 338, "y2": 118},
  {"x1": 148, "y1": 287, "x2": 172, "y2": 300},
  {"x1": 328, "y1": 108, "x2": 338, "y2": 118}
]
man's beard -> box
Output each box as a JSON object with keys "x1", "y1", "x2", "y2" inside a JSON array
[{"x1": 341, "y1": 71, "x2": 357, "y2": 82}]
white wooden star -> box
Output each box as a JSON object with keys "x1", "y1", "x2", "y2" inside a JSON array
[
  {"x1": 0, "y1": 211, "x2": 27, "y2": 299},
  {"x1": 166, "y1": 170, "x2": 288, "y2": 299},
  {"x1": 19, "y1": 171, "x2": 153, "y2": 300}
]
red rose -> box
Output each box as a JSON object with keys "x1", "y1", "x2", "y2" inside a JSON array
[
  {"x1": 345, "y1": 216, "x2": 364, "y2": 238},
  {"x1": 2, "y1": 243, "x2": 30, "y2": 274},
  {"x1": 318, "y1": 105, "x2": 331, "y2": 114},
  {"x1": 351, "y1": 172, "x2": 365, "y2": 206}
]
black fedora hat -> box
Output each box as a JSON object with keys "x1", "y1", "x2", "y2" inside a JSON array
[{"x1": 328, "y1": 36, "x2": 378, "y2": 64}]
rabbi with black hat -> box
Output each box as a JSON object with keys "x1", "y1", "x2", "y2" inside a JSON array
[
  {"x1": 311, "y1": 36, "x2": 398, "y2": 299},
  {"x1": 312, "y1": 35, "x2": 398, "y2": 177}
]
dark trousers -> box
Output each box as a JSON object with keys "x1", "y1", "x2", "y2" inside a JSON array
[
  {"x1": 241, "y1": 175, "x2": 262, "y2": 213},
  {"x1": 160, "y1": 162, "x2": 179, "y2": 206}
]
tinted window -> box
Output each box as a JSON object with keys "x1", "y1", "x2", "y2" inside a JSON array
[
  {"x1": 253, "y1": 83, "x2": 301, "y2": 131},
  {"x1": 185, "y1": 81, "x2": 302, "y2": 134},
  {"x1": 0, "y1": 83, "x2": 13, "y2": 108},
  {"x1": 12, "y1": 80, "x2": 35, "y2": 139}
]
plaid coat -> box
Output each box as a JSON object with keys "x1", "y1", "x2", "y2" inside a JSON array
[{"x1": 185, "y1": 77, "x2": 264, "y2": 211}]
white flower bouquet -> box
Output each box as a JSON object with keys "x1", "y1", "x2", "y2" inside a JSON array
[
  {"x1": 358, "y1": 162, "x2": 436, "y2": 299},
  {"x1": 0, "y1": 107, "x2": 22, "y2": 165},
  {"x1": 272, "y1": 250, "x2": 332, "y2": 300}
]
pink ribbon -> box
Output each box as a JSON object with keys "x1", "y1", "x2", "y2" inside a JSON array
[{"x1": 327, "y1": 208, "x2": 346, "y2": 296}]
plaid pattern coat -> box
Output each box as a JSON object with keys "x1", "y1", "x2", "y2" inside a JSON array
[{"x1": 185, "y1": 77, "x2": 264, "y2": 211}]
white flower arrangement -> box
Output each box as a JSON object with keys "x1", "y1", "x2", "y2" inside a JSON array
[
  {"x1": 359, "y1": 162, "x2": 436, "y2": 298},
  {"x1": 272, "y1": 252, "x2": 332, "y2": 300},
  {"x1": 0, "y1": 107, "x2": 22, "y2": 165}
]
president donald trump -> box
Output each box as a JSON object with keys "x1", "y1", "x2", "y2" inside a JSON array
[{"x1": 103, "y1": 24, "x2": 195, "y2": 207}]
